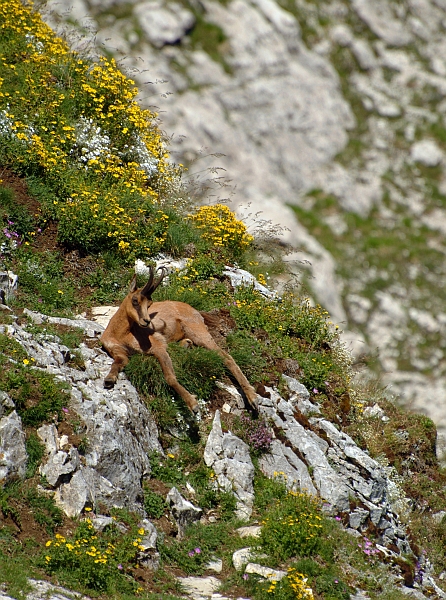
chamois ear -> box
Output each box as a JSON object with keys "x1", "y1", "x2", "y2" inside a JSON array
[{"x1": 129, "y1": 274, "x2": 138, "y2": 293}]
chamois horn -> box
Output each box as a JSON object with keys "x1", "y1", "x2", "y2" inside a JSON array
[{"x1": 141, "y1": 266, "x2": 166, "y2": 298}]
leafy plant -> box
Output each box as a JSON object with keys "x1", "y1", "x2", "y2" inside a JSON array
[
  {"x1": 143, "y1": 488, "x2": 166, "y2": 519},
  {"x1": 125, "y1": 344, "x2": 225, "y2": 422},
  {"x1": 42, "y1": 519, "x2": 147, "y2": 593},
  {"x1": 234, "y1": 413, "x2": 273, "y2": 455},
  {"x1": 25, "y1": 487, "x2": 63, "y2": 534},
  {"x1": 260, "y1": 490, "x2": 324, "y2": 561},
  {"x1": 25, "y1": 433, "x2": 45, "y2": 478},
  {"x1": 1, "y1": 365, "x2": 69, "y2": 426}
]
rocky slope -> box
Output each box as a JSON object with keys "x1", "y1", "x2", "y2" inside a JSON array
[
  {"x1": 38, "y1": 0, "x2": 446, "y2": 454},
  {"x1": 1, "y1": 294, "x2": 445, "y2": 598}
]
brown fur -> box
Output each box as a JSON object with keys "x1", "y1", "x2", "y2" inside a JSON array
[{"x1": 101, "y1": 269, "x2": 258, "y2": 414}]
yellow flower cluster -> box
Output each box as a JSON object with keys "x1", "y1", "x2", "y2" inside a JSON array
[
  {"x1": 0, "y1": 0, "x2": 179, "y2": 257},
  {"x1": 266, "y1": 569, "x2": 313, "y2": 598},
  {"x1": 189, "y1": 204, "x2": 253, "y2": 255},
  {"x1": 286, "y1": 568, "x2": 314, "y2": 599},
  {"x1": 45, "y1": 530, "x2": 114, "y2": 565}
]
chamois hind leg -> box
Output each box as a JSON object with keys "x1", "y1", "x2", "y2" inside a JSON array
[
  {"x1": 183, "y1": 325, "x2": 258, "y2": 411},
  {"x1": 150, "y1": 334, "x2": 199, "y2": 414},
  {"x1": 104, "y1": 350, "x2": 129, "y2": 388}
]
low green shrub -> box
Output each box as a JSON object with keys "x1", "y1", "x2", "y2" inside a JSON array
[
  {"x1": 159, "y1": 521, "x2": 240, "y2": 575},
  {"x1": 0, "y1": 186, "x2": 34, "y2": 242},
  {"x1": 1, "y1": 365, "x2": 69, "y2": 426},
  {"x1": 226, "y1": 330, "x2": 268, "y2": 383},
  {"x1": 12, "y1": 250, "x2": 75, "y2": 313},
  {"x1": 0, "y1": 333, "x2": 28, "y2": 362},
  {"x1": 25, "y1": 433, "x2": 45, "y2": 478},
  {"x1": 260, "y1": 490, "x2": 324, "y2": 561},
  {"x1": 25, "y1": 487, "x2": 63, "y2": 534},
  {"x1": 143, "y1": 488, "x2": 166, "y2": 519},
  {"x1": 149, "y1": 452, "x2": 186, "y2": 487},
  {"x1": 42, "y1": 518, "x2": 147, "y2": 594}
]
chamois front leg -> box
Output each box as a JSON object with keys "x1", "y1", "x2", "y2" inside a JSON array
[
  {"x1": 104, "y1": 350, "x2": 129, "y2": 389},
  {"x1": 150, "y1": 335, "x2": 200, "y2": 414},
  {"x1": 182, "y1": 324, "x2": 258, "y2": 411}
]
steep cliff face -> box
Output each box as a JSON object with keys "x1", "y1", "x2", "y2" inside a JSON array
[{"x1": 40, "y1": 0, "x2": 446, "y2": 448}]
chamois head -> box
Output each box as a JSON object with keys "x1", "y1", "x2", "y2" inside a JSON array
[{"x1": 127, "y1": 266, "x2": 166, "y2": 328}]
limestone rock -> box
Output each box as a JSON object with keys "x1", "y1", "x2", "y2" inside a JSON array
[
  {"x1": 206, "y1": 558, "x2": 223, "y2": 573},
  {"x1": 411, "y1": 139, "x2": 443, "y2": 166},
  {"x1": 8, "y1": 312, "x2": 162, "y2": 516},
  {"x1": 283, "y1": 374, "x2": 321, "y2": 415},
  {"x1": 259, "y1": 439, "x2": 317, "y2": 495},
  {"x1": 40, "y1": 448, "x2": 80, "y2": 487},
  {"x1": 259, "y1": 393, "x2": 350, "y2": 511},
  {"x1": 134, "y1": 1, "x2": 195, "y2": 48},
  {"x1": 0, "y1": 410, "x2": 27, "y2": 482},
  {"x1": 27, "y1": 579, "x2": 91, "y2": 600},
  {"x1": 0, "y1": 392, "x2": 14, "y2": 418},
  {"x1": 166, "y1": 486, "x2": 203, "y2": 538},
  {"x1": 351, "y1": 0, "x2": 412, "y2": 46},
  {"x1": 90, "y1": 306, "x2": 118, "y2": 328},
  {"x1": 0, "y1": 271, "x2": 17, "y2": 304},
  {"x1": 244, "y1": 563, "x2": 287, "y2": 580},
  {"x1": 137, "y1": 519, "x2": 160, "y2": 569},
  {"x1": 223, "y1": 267, "x2": 277, "y2": 299},
  {"x1": 177, "y1": 576, "x2": 221, "y2": 599},
  {"x1": 236, "y1": 525, "x2": 262, "y2": 538},
  {"x1": 232, "y1": 547, "x2": 255, "y2": 571},
  {"x1": 204, "y1": 410, "x2": 255, "y2": 520}
]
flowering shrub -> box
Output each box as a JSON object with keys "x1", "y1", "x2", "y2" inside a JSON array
[
  {"x1": 0, "y1": 0, "x2": 189, "y2": 259},
  {"x1": 42, "y1": 519, "x2": 146, "y2": 593},
  {"x1": 235, "y1": 413, "x2": 273, "y2": 454},
  {"x1": 260, "y1": 490, "x2": 324, "y2": 560},
  {"x1": 357, "y1": 536, "x2": 380, "y2": 561},
  {"x1": 189, "y1": 204, "x2": 253, "y2": 258},
  {"x1": 258, "y1": 568, "x2": 314, "y2": 600}
]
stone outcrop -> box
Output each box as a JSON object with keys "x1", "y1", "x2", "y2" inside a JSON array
[
  {"x1": 166, "y1": 486, "x2": 203, "y2": 538},
  {"x1": 0, "y1": 304, "x2": 439, "y2": 598},
  {"x1": 3, "y1": 313, "x2": 162, "y2": 516},
  {"x1": 0, "y1": 397, "x2": 27, "y2": 483},
  {"x1": 204, "y1": 410, "x2": 255, "y2": 520},
  {"x1": 256, "y1": 377, "x2": 411, "y2": 553}
]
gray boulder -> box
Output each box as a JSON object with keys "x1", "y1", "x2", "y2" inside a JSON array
[
  {"x1": 0, "y1": 410, "x2": 27, "y2": 482},
  {"x1": 9, "y1": 312, "x2": 162, "y2": 517},
  {"x1": 166, "y1": 486, "x2": 203, "y2": 538},
  {"x1": 204, "y1": 410, "x2": 255, "y2": 520}
]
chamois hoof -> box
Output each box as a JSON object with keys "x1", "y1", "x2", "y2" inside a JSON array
[
  {"x1": 179, "y1": 338, "x2": 193, "y2": 349},
  {"x1": 248, "y1": 394, "x2": 259, "y2": 412},
  {"x1": 104, "y1": 377, "x2": 116, "y2": 389}
]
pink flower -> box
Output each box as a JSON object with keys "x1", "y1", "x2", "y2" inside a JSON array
[
  {"x1": 195, "y1": 548, "x2": 201, "y2": 554},
  {"x1": 117, "y1": 564, "x2": 123, "y2": 570}
]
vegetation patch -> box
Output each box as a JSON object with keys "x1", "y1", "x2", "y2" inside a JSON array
[{"x1": 0, "y1": 363, "x2": 69, "y2": 427}]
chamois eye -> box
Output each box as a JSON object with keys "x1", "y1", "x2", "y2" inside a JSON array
[{"x1": 132, "y1": 297, "x2": 139, "y2": 306}]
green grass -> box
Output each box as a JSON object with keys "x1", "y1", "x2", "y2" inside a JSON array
[{"x1": 0, "y1": 362, "x2": 69, "y2": 427}]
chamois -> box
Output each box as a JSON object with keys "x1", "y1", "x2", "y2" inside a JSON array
[{"x1": 101, "y1": 267, "x2": 258, "y2": 414}]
